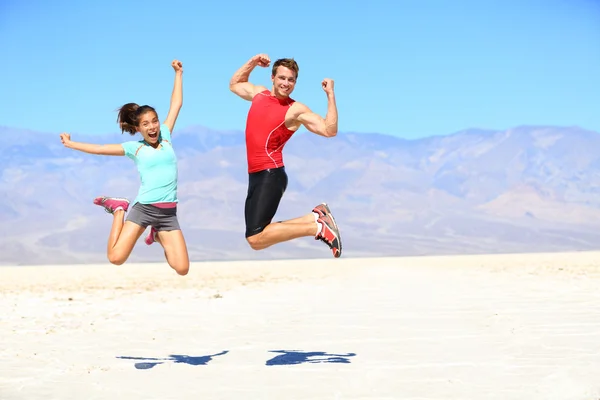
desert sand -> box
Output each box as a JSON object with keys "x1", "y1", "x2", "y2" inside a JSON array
[{"x1": 1, "y1": 251, "x2": 600, "y2": 400}]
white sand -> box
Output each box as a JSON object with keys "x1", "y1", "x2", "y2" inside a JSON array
[{"x1": 1, "y1": 251, "x2": 600, "y2": 400}]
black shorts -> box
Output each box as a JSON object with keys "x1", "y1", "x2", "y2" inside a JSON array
[{"x1": 244, "y1": 167, "x2": 288, "y2": 237}]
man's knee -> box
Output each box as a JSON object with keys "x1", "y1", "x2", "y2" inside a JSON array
[
  {"x1": 246, "y1": 235, "x2": 261, "y2": 251},
  {"x1": 246, "y1": 233, "x2": 264, "y2": 251}
]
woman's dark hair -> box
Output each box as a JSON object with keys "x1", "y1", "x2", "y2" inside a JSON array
[{"x1": 116, "y1": 103, "x2": 158, "y2": 135}]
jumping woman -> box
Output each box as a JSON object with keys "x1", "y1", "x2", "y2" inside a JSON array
[{"x1": 59, "y1": 59, "x2": 189, "y2": 275}]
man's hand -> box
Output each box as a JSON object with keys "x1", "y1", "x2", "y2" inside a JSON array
[
  {"x1": 171, "y1": 59, "x2": 183, "y2": 73},
  {"x1": 251, "y1": 54, "x2": 270, "y2": 68},
  {"x1": 322, "y1": 78, "x2": 334, "y2": 95}
]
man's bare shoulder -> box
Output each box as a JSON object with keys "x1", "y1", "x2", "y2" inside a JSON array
[
  {"x1": 289, "y1": 100, "x2": 310, "y2": 114},
  {"x1": 253, "y1": 85, "x2": 270, "y2": 96}
]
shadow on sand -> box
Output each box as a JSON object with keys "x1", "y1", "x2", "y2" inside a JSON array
[
  {"x1": 116, "y1": 350, "x2": 229, "y2": 369},
  {"x1": 265, "y1": 350, "x2": 357, "y2": 366}
]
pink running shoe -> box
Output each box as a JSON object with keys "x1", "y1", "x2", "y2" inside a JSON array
[
  {"x1": 145, "y1": 226, "x2": 157, "y2": 246},
  {"x1": 93, "y1": 196, "x2": 130, "y2": 214}
]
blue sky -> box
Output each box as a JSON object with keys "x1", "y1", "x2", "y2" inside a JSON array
[{"x1": 1, "y1": 0, "x2": 599, "y2": 139}]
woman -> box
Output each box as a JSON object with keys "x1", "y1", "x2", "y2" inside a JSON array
[{"x1": 59, "y1": 60, "x2": 189, "y2": 275}]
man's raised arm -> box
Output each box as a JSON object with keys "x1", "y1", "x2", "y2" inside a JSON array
[
  {"x1": 229, "y1": 53, "x2": 270, "y2": 101},
  {"x1": 294, "y1": 78, "x2": 338, "y2": 138}
]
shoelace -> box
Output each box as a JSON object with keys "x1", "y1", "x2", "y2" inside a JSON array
[
  {"x1": 100, "y1": 198, "x2": 114, "y2": 214},
  {"x1": 100, "y1": 198, "x2": 123, "y2": 214}
]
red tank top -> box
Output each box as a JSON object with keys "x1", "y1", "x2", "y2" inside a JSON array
[{"x1": 245, "y1": 90, "x2": 296, "y2": 173}]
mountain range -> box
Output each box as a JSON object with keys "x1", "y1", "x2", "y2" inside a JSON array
[{"x1": 2, "y1": 124, "x2": 600, "y2": 266}]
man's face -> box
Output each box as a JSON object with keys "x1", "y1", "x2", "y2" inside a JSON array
[{"x1": 271, "y1": 66, "x2": 297, "y2": 98}]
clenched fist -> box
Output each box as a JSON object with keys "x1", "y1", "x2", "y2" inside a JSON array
[
  {"x1": 172, "y1": 59, "x2": 183, "y2": 73},
  {"x1": 322, "y1": 78, "x2": 334, "y2": 95},
  {"x1": 252, "y1": 53, "x2": 270, "y2": 68},
  {"x1": 60, "y1": 132, "x2": 72, "y2": 147}
]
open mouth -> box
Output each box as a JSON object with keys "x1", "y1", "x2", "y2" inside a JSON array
[{"x1": 148, "y1": 132, "x2": 158, "y2": 139}]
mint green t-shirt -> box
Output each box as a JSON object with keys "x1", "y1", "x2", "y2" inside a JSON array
[{"x1": 121, "y1": 124, "x2": 178, "y2": 205}]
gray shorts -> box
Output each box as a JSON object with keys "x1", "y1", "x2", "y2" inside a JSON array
[{"x1": 125, "y1": 202, "x2": 181, "y2": 231}]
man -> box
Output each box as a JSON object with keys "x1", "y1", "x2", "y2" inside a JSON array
[{"x1": 229, "y1": 53, "x2": 342, "y2": 257}]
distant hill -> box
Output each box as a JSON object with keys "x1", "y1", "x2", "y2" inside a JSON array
[{"x1": 2, "y1": 124, "x2": 600, "y2": 265}]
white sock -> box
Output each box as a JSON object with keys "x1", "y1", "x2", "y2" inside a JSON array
[
  {"x1": 315, "y1": 222, "x2": 323, "y2": 236},
  {"x1": 312, "y1": 212, "x2": 319, "y2": 223},
  {"x1": 114, "y1": 206, "x2": 124, "y2": 212}
]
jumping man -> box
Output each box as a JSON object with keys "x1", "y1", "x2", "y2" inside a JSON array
[{"x1": 229, "y1": 53, "x2": 342, "y2": 257}]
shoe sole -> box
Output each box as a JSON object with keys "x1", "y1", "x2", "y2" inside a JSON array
[
  {"x1": 322, "y1": 204, "x2": 342, "y2": 257},
  {"x1": 93, "y1": 196, "x2": 131, "y2": 213},
  {"x1": 332, "y1": 221, "x2": 342, "y2": 258},
  {"x1": 94, "y1": 196, "x2": 130, "y2": 204},
  {"x1": 319, "y1": 214, "x2": 342, "y2": 258}
]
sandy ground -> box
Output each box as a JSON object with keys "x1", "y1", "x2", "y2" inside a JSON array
[{"x1": 1, "y1": 251, "x2": 600, "y2": 400}]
